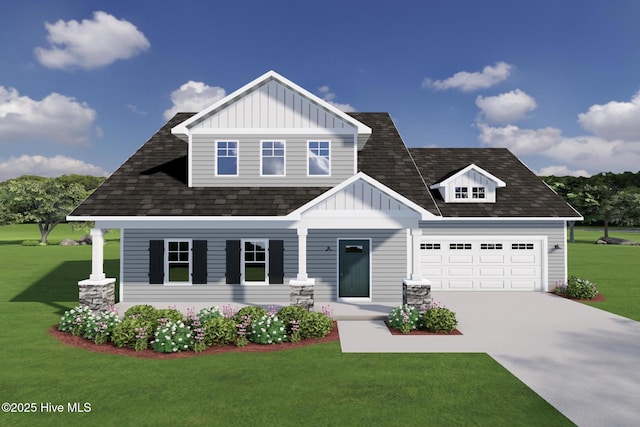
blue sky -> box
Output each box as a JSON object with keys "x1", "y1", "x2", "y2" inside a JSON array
[{"x1": 2, "y1": 0, "x2": 640, "y2": 180}]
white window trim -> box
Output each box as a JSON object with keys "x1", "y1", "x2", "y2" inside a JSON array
[
  {"x1": 260, "y1": 140, "x2": 286, "y2": 177},
  {"x1": 455, "y1": 187, "x2": 469, "y2": 199},
  {"x1": 164, "y1": 239, "x2": 192, "y2": 286},
  {"x1": 307, "y1": 140, "x2": 331, "y2": 177},
  {"x1": 215, "y1": 140, "x2": 239, "y2": 177},
  {"x1": 472, "y1": 186, "x2": 486, "y2": 199},
  {"x1": 241, "y1": 239, "x2": 269, "y2": 286}
]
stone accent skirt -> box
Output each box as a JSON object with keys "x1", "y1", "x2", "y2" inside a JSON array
[
  {"x1": 78, "y1": 279, "x2": 116, "y2": 313},
  {"x1": 402, "y1": 281, "x2": 431, "y2": 309},
  {"x1": 290, "y1": 285, "x2": 314, "y2": 310}
]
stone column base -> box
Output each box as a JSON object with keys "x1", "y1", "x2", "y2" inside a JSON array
[
  {"x1": 289, "y1": 282, "x2": 314, "y2": 310},
  {"x1": 78, "y1": 278, "x2": 116, "y2": 313},
  {"x1": 402, "y1": 279, "x2": 432, "y2": 309}
]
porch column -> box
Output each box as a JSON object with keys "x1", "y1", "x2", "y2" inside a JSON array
[
  {"x1": 410, "y1": 228, "x2": 423, "y2": 281},
  {"x1": 296, "y1": 227, "x2": 308, "y2": 281},
  {"x1": 89, "y1": 228, "x2": 106, "y2": 281},
  {"x1": 78, "y1": 227, "x2": 116, "y2": 313}
]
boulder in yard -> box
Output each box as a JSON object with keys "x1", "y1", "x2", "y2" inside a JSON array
[
  {"x1": 596, "y1": 236, "x2": 639, "y2": 245},
  {"x1": 60, "y1": 239, "x2": 79, "y2": 246}
]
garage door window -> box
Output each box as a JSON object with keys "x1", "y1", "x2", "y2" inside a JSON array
[
  {"x1": 449, "y1": 243, "x2": 472, "y2": 250},
  {"x1": 480, "y1": 243, "x2": 503, "y2": 250},
  {"x1": 420, "y1": 243, "x2": 441, "y2": 250},
  {"x1": 512, "y1": 243, "x2": 534, "y2": 250}
]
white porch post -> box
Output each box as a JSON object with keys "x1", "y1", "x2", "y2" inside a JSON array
[
  {"x1": 89, "y1": 228, "x2": 106, "y2": 281},
  {"x1": 296, "y1": 227, "x2": 308, "y2": 281},
  {"x1": 410, "y1": 228, "x2": 423, "y2": 281}
]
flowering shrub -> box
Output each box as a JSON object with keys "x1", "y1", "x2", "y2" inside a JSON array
[
  {"x1": 249, "y1": 314, "x2": 287, "y2": 344},
  {"x1": 84, "y1": 310, "x2": 120, "y2": 344},
  {"x1": 234, "y1": 306, "x2": 268, "y2": 331},
  {"x1": 555, "y1": 276, "x2": 599, "y2": 300},
  {"x1": 222, "y1": 304, "x2": 238, "y2": 319},
  {"x1": 196, "y1": 306, "x2": 223, "y2": 323},
  {"x1": 421, "y1": 302, "x2": 457, "y2": 333},
  {"x1": 277, "y1": 306, "x2": 310, "y2": 333},
  {"x1": 123, "y1": 305, "x2": 158, "y2": 322},
  {"x1": 202, "y1": 317, "x2": 237, "y2": 347},
  {"x1": 388, "y1": 305, "x2": 420, "y2": 334},
  {"x1": 289, "y1": 320, "x2": 301, "y2": 343},
  {"x1": 299, "y1": 311, "x2": 332, "y2": 339},
  {"x1": 155, "y1": 308, "x2": 184, "y2": 323},
  {"x1": 112, "y1": 318, "x2": 153, "y2": 349},
  {"x1": 321, "y1": 305, "x2": 334, "y2": 320},
  {"x1": 151, "y1": 321, "x2": 194, "y2": 353},
  {"x1": 58, "y1": 306, "x2": 94, "y2": 336},
  {"x1": 235, "y1": 315, "x2": 251, "y2": 347}
]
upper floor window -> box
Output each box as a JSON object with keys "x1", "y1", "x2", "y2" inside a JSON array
[
  {"x1": 308, "y1": 141, "x2": 330, "y2": 176},
  {"x1": 472, "y1": 187, "x2": 485, "y2": 199},
  {"x1": 261, "y1": 141, "x2": 285, "y2": 176},
  {"x1": 455, "y1": 187, "x2": 468, "y2": 199},
  {"x1": 216, "y1": 141, "x2": 238, "y2": 176}
]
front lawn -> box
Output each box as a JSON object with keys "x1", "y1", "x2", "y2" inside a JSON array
[
  {"x1": 568, "y1": 227, "x2": 640, "y2": 321},
  {"x1": 0, "y1": 224, "x2": 572, "y2": 425}
]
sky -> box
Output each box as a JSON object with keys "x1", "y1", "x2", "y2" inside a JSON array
[{"x1": 2, "y1": 0, "x2": 640, "y2": 181}]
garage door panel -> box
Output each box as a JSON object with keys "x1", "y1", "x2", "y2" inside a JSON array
[{"x1": 420, "y1": 237, "x2": 543, "y2": 291}]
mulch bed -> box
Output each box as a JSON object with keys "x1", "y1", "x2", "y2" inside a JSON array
[
  {"x1": 551, "y1": 292, "x2": 605, "y2": 302},
  {"x1": 384, "y1": 322, "x2": 462, "y2": 336},
  {"x1": 49, "y1": 322, "x2": 340, "y2": 359}
]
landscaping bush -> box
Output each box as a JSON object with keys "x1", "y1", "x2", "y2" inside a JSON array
[
  {"x1": 234, "y1": 306, "x2": 268, "y2": 326},
  {"x1": 202, "y1": 317, "x2": 237, "y2": 347},
  {"x1": 156, "y1": 308, "x2": 184, "y2": 323},
  {"x1": 299, "y1": 311, "x2": 332, "y2": 339},
  {"x1": 277, "y1": 306, "x2": 310, "y2": 333},
  {"x1": 196, "y1": 306, "x2": 223, "y2": 323},
  {"x1": 111, "y1": 318, "x2": 153, "y2": 349},
  {"x1": 422, "y1": 303, "x2": 457, "y2": 333},
  {"x1": 556, "y1": 276, "x2": 599, "y2": 300},
  {"x1": 249, "y1": 314, "x2": 287, "y2": 344},
  {"x1": 124, "y1": 305, "x2": 159, "y2": 323},
  {"x1": 83, "y1": 310, "x2": 120, "y2": 344},
  {"x1": 150, "y1": 320, "x2": 194, "y2": 353},
  {"x1": 58, "y1": 306, "x2": 94, "y2": 336},
  {"x1": 388, "y1": 305, "x2": 420, "y2": 334}
]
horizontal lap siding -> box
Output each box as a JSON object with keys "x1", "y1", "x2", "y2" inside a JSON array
[
  {"x1": 192, "y1": 135, "x2": 353, "y2": 187},
  {"x1": 308, "y1": 229, "x2": 406, "y2": 303},
  {"x1": 122, "y1": 229, "x2": 296, "y2": 303},
  {"x1": 419, "y1": 220, "x2": 566, "y2": 284}
]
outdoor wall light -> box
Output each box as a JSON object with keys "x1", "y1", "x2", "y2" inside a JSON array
[
  {"x1": 325, "y1": 246, "x2": 333, "y2": 251},
  {"x1": 554, "y1": 244, "x2": 561, "y2": 250}
]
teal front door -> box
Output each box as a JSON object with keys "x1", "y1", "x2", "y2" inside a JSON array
[{"x1": 338, "y1": 240, "x2": 370, "y2": 298}]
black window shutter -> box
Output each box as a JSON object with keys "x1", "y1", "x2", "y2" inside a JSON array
[
  {"x1": 149, "y1": 240, "x2": 164, "y2": 284},
  {"x1": 225, "y1": 240, "x2": 241, "y2": 284},
  {"x1": 268, "y1": 240, "x2": 284, "y2": 284},
  {"x1": 192, "y1": 240, "x2": 208, "y2": 284}
]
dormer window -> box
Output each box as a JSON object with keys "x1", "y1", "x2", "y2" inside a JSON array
[
  {"x1": 472, "y1": 187, "x2": 485, "y2": 199},
  {"x1": 455, "y1": 187, "x2": 468, "y2": 199}
]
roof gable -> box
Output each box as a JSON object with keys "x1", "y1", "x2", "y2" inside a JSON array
[
  {"x1": 430, "y1": 163, "x2": 506, "y2": 189},
  {"x1": 171, "y1": 70, "x2": 371, "y2": 147}
]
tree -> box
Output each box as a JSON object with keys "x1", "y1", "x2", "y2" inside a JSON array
[
  {"x1": 569, "y1": 185, "x2": 640, "y2": 237},
  {"x1": 0, "y1": 175, "x2": 90, "y2": 243}
]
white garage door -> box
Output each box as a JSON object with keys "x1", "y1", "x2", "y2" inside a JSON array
[{"x1": 420, "y1": 238, "x2": 543, "y2": 290}]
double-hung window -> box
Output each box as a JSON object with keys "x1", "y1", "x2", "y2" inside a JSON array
[
  {"x1": 216, "y1": 141, "x2": 238, "y2": 176},
  {"x1": 308, "y1": 141, "x2": 330, "y2": 176},
  {"x1": 242, "y1": 240, "x2": 268, "y2": 284},
  {"x1": 261, "y1": 141, "x2": 285, "y2": 176},
  {"x1": 166, "y1": 240, "x2": 191, "y2": 283}
]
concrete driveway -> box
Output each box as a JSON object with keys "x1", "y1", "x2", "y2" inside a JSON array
[{"x1": 338, "y1": 292, "x2": 640, "y2": 427}]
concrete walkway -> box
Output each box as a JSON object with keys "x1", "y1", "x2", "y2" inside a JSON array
[{"x1": 338, "y1": 292, "x2": 640, "y2": 427}]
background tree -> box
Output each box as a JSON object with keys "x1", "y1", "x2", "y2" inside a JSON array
[{"x1": 0, "y1": 175, "x2": 103, "y2": 244}]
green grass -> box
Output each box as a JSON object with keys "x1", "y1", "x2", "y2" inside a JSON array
[
  {"x1": 568, "y1": 227, "x2": 640, "y2": 321},
  {"x1": 0, "y1": 224, "x2": 572, "y2": 425}
]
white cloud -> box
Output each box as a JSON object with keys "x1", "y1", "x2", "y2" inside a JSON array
[
  {"x1": 317, "y1": 85, "x2": 355, "y2": 112},
  {"x1": 476, "y1": 89, "x2": 537, "y2": 124},
  {"x1": 127, "y1": 104, "x2": 147, "y2": 116},
  {"x1": 0, "y1": 155, "x2": 108, "y2": 181},
  {"x1": 478, "y1": 123, "x2": 640, "y2": 174},
  {"x1": 0, "y1": 86, "x2": 96, "y2": 145},
  {"x1": 35, "y1": 11, "x2": 150, "y2": 70},
  {"x1": 536, "y1": 165, "x2": 590, "y2": 177},
  {"x1": 424, "y1": 62, "x2": 512, "y2": 92},
  {"x1": 163, "y1": 81, "x2": 226, "y2": 120},
  {"x1": 578, "y1": 91, "x2": 640, "y2": 141}
]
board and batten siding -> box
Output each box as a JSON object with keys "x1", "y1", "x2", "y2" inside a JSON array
[
  {"x1": 191, "y1": 134, "x2": 354, "y2": 187},
  {"x1": 441, "y1": 169, "x2": 498, "y2": 203},
  {"x1": 310, "y1": 180, "x2": 414, "y2": 211},
  {"x1": 191, "y1": 79, "x2": 356, "y2": 130},
  {"x1": 419, "y1": 220, "x2": 567, "y2": 284},
  {"x1": 307, "y1": 229, "x2": 407, "y2": 303},
  {"x1": 121, "y1": 229, "x2": 297, "y2": 303}
]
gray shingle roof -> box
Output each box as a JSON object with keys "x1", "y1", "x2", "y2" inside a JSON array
[
  {"x1": 70, "y1": 112, "x2": 579, "y2": 218},
  {"x1": 408, "y1": 148, "x2": 581, "y2": 217}
]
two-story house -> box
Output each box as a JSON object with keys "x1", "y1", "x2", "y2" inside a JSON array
[{"x1": 68, "y1": 71, "x2": 582, "y2": 312}]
